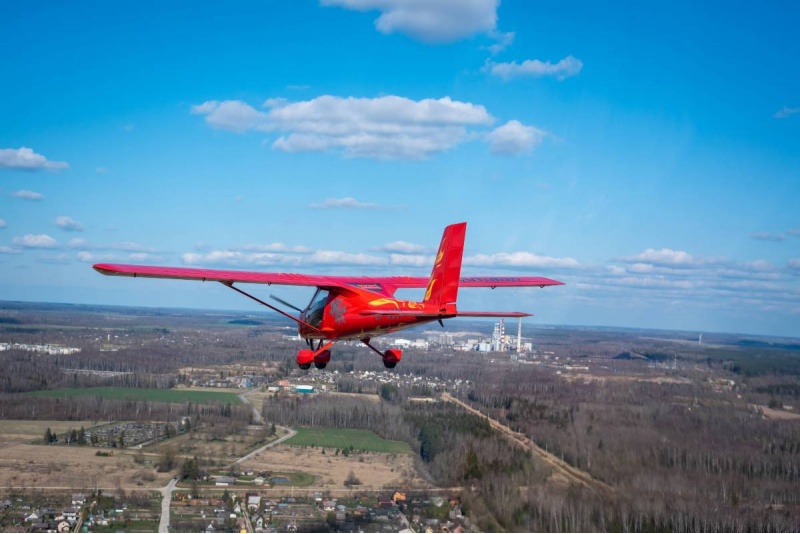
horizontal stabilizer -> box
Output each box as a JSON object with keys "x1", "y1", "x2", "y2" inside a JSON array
[{"x1": 361, "y1": 310, "x2": 532, "y2": 318}]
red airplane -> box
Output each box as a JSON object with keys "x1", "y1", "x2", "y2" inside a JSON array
[{"x1": 94, "y1": 222, "x2": 563, "y2": 369}]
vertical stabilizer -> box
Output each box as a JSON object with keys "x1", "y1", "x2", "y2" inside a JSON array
[{"x1": 423, "y1": 222, "x2": 466, "y2": 312}]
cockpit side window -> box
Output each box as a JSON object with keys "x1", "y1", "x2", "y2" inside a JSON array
[{"x1": 306, "y1": 289, "x2": 329, "y2": 328}]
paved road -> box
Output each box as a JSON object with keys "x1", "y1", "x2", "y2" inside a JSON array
[{"x1": 158, "y1": 477, "x2": 178, "y2": 533}]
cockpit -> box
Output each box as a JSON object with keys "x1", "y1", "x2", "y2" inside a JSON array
[{"x1": 305, "y1": 289, "x2": 329, "y2": 328}]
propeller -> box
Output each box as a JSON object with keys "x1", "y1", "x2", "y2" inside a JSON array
[{"x1": 270, "y1": 294, "x2": 304, "y2": 313}]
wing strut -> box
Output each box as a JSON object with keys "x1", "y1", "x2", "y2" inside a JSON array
[{"x1": 220, "y1": 281, "x2": 323, "y2": 334}]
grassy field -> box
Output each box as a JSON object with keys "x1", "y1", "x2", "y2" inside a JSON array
[
  {"x1": 286, "y1": 428, "x2": 412, "y2": 454},
  {"x1": 25, "y1": 386, "x2": 242, "y2": 404}
]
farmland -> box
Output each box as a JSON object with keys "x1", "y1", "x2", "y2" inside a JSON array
[
  {"x1": 25, "y1": 386, "x2": 242, "y2": 405},
  {"x1": 285, "y1": 427, "x2": 412, "y2": 454}
]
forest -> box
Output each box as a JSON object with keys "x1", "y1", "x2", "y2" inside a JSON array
[{"x1": 2, "y1": 301, "x2": 800, "y2": 531}]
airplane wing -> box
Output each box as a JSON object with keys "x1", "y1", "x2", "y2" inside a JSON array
[{"x1": 93, "y1": 263, "x2": 563, "y2": 291}]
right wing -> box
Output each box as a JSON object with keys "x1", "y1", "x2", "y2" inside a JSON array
[{"x1": 94, "y1": 263, "x2": 563, "y2": 292}]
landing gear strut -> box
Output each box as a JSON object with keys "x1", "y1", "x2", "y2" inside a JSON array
[{"x1": 361, "y1": 338, "x2": 403, "y2": 369}]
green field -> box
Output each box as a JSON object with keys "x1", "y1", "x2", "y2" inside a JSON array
[
  {"x1": 286, "y1": 427, "x2": 412, "y2": 454},
  {"x1": 25, "y1": 386, "x2": 242, "y2": 405}
]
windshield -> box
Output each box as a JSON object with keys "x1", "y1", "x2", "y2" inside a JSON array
[{"x1": 305, "y1": 289, "x2": 329, "y2": 328}]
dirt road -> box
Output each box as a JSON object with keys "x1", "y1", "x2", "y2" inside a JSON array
[{"x1": 440, "y1": 392, "x2": 613, "y2": 493}]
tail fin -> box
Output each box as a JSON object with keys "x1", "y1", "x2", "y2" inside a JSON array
[{"x1": 423, "y1": 222, "x2": 467, "y2": 312}]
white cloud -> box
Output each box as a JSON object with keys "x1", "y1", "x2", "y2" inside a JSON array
[
  {"x1": 0, "y1": 219, "x2": 6, "y2": 229},
  {"x1": 0, "y1": 246, "x2": 21, "y2": 254},
  {"x1": 11, "y1": 190, "x2": 44, "y2": 201},
  {"x1": 0, "y1": 147, "x2": 68, "y2": 171},
  {"x1": 308, "y1": 250, "x2": 387, "y2": 266},
  {"x1": 789, "y1": 258, "x2": 800, "y2": 273},
  {"x1": 192, "y1": 95, "x2": 496, "y2": 159},
  {"x1": 788, "y1": 228, "x2": 800, "y2": 236},
  {"x1": 751, "y1": 231, "x2": 785, "y2": 242},
  {"x1": 389, "y1": 253, "x2": 433, "y2": 267},
  {"x1": 774, "y1": 106, "x2": 800, "y2": 119},
  {"x1": 241, "y1": 243, "x2": 313, "y2": 254},
  {"x1": 486, "y1": 55, "x2": 583, "y2": 81},
  {"x1": 96, "y1": 167, "x2": 108, "y2": 174},
  {"x1": 487, "y1": 120, "x2": 547, "y2": 155},
  {"x1": 487, "y1": 30, "x2": 515, "y2": 55},
  {"x1": 67, "y1": 238, "x2": 88, "y2": 248},
  {"x1": 464, "y1": 252, "x2": 581, "y2": 269},
  {"x1": 12, "y1": 234, "x2": 58, "y2": 249},
  {"x1": 374, "y1": 240, "x2": 427, "y2": 254},
  {"x1": 322, "y1": 0, "x2": 499, "y2": 43},
  {"x1": 55, "y1": 215, "x2": 84, "y2": 232},
  {"x1": 621, "y1": 248, "x2": 721, "y2": 268},
  {"x1": 191, "y1": 100, "x2": 267, "y2": 132},
  {"x1": 181, "y1": 250, "x2": 302, "y2": 267},
  {"x1": 310, "y1": 197, "x2": 382, "y2": 209}
]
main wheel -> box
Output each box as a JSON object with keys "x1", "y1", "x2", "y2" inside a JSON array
[
  {"x1": 382, "y1": 348, "x2": 402, "y2": 369},
  {"x1": 296, "y1": 349, "x2": 314, "y2": 369},
  {"x1": 314, "y1": 362, "x2": 328, "y2": 369}
]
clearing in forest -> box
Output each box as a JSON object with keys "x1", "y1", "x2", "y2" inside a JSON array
[
  {"x1": 286, "y1": 428, "x2": 412, "y2": 454},
  {"x1": 25, "y1": 386, "x2": 242, "y2": 405}
]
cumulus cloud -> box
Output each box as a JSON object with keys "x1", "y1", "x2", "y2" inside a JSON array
[
  {"x1": 181, "y1": 250, "x2": 303, "y2": 267},
  {"x1": 0, "y1": 147, "x2": 69, "y2": 171},
  {"x1": 374, "y1": 240, "x2": 427, "y2": 254},
  {"x1": 487, "y1": 120, "x2": 547, "y2": 155},
  {"x1": 240, "y1": 243, "x2": 313, "y2": 253},
  {"x1": 55, "y1": 215, "x2": 84, "y2": 232},
  {"x1": 12, "y1": 234, "x2": 58, "y2": 249},
  {"x1": 310, "y1": 197, "x2": 383, "y2": 209},
  {"x1": 0, "y1": 246, "x2": 21, "y2": 254},
  {"x1": 621, "y1": 248, "x2": 721, "y2": 268},
  {"x1": 308, "y1": 250, "x2": 387, "y2": 266},
  {"x1": 464, "y1": 252, "x2": 581, "y2": 269},
  {"x1": 322, "y1": 0, "x2": 499, "y2": 43},
  {"x1": 11, "y1": 190, "x2": 44, "y2": 201},
  {"x1": 389, "y1": 254, "x2": 434, "y2": 267},
  {"x1": 191, "y1": 100, "x2": 267, "y2": 132},
  {"x1": 485, "y1": 55, "x2": 583, "y2": 81},
  {"x1": 774, "y1": 106, "x2": 800, "y2": 119},
  {"x1": 192, "y1": 95, "x2": 496, "y2": 159},
  {"x1": 0, "y1": 219, "x2": 6, "y2": 229}
]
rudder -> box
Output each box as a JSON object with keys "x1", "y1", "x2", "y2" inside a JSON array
[{"x1": 423, "y1": 222, "x2": 466, "y2": 311}]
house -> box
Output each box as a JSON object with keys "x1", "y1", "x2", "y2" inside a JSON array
[
  {"x1": 247, "y1": 495, "x2": 261, "y2": 510},
  {"x1": 377, "y1": 494, "x2": 394, "y2": 509},
  {"x1": 24, "y1": 512, "x2": 39, "y2": 522},
  {"x1": 215, "y1": 476, "x2": 235, "y2": 486},
  {"x1": 322, "y1": 500, "x2": 336, "y2": 512},
  {"x1": 71, "y1": 494, "x2": 86, "y2": 506},
  {"x1": 393, "y1": 491, "x2": 407, "y2": 505}
]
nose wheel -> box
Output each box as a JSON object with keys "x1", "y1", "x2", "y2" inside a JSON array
[{"x1": 296, "y1": 342, "x2": 335, "y2": 370}]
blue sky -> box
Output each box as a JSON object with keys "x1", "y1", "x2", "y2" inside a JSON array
[{"x1": 1, "y1": 0, "x2": 799, "y2": 337}]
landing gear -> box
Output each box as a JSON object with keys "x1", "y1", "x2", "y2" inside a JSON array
[
  {"x1": 296, "y1": 349, "x2": 314, "y2": 370},
  {"x1": 361, "y1": 338, "x2": 403, "y2": 369},
  {"x1": 382, "y1": 349, "x2": 402, "y2": 368},
  {"x1": 296, "y1": 341, "x2": 336, "y2": 370},
  {"x1": 314, "y1": 350, "x2": 331, "y2": 369}
]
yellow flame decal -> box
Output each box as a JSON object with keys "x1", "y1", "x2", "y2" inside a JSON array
[
  {"x1": 369, "y1": 298, "x2": 400, "y2": 309},
  {"x1": 424, "y1": 280, "x2": 435, "y2": 302}
]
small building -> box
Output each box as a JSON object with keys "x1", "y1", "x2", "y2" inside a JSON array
[{"x1": 295, "y1": 385, "x2": 313, "y2": 394}]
